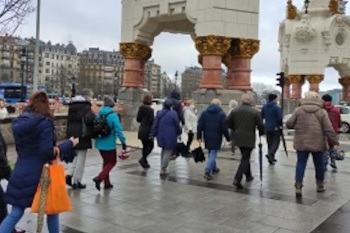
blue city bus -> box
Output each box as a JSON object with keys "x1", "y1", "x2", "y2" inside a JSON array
[{"x1": 0, "y1": 83, "x2": 29, "y2": 103}]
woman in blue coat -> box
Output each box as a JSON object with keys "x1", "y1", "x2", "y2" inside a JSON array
[
  {"x1": 150, "y1": 99, "x2": 181, "y2": 175},
  {"x1": 0, "y1": 91, "x2": 78, "y2": 233}
]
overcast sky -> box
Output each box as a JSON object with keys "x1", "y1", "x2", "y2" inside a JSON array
[{"x1": 15, "y1": 0, "x2": 349, "y2": 91}]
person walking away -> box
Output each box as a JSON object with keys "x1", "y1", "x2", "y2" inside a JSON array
[
  {"x1": 286, "y1": 91, "x2": 339, "y2": 197},
  {"x1": 227, "y1": 99, "x2": 238, "y2": 155},
  {"x1": 183, "y1": 99, "x2": 198, "y2": 154},
  {"x1": 197, "y1": 99, "x2": 230, "y2": 181},
  {"x1": 167, "y1": 90, "x2": 185, "y2": 125},
  {"x1": 66, "y1": 89, "x2": 95, "y2": 189},
  {"x1": 322, "y1": 94, "x2": 341, "y2": 171},
  {"x1": 227, "y1": 93, "x2": 265, "y2": 188},
  {"x1": 93, "y1": 96, "x2": 127, "y2": 191},
  {"x1": 150, "y1": 99, "x2": 181, "y2": 176},
  {"x1": 261, "y1": 93, "x2": 283, "y2": 165},
  {"x1": 137, "y1": 94, "x2": 154, "y2": 169},
  {"x1": 0, "y1": 91, "x2": 78, "y2": 233}
]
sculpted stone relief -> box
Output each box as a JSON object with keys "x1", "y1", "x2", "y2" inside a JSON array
[{"x1": 294, "y1": 14, "x2": 316, "y2": 43}]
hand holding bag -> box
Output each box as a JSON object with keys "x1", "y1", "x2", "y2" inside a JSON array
[{"x1": 31, "y1": 147, "x2": 72, "y2": 215}]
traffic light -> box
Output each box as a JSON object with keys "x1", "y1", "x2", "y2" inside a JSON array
[{"x1": 276, "y1": 72, "x2": 285, "y2": 87}]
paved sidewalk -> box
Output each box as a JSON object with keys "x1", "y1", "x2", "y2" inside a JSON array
[{"x1": 3, "y1": 132, "x2": 350, "y2": 233}]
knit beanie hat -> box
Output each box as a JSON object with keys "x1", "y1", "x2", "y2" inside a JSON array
[
  {"x1": 103, "y1": 95, "x2": 115, "y2": 107},
  {"x1": 268, "y1": 93, "x2": 278, "y2": 101}
]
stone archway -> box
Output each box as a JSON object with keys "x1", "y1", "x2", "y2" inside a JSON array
[
  {"x1": 280, "y1": 0, "x2": 350, "y2": 101},
  {"x1": 119, "y1": 0, "x2": 260, "y2": 130}
]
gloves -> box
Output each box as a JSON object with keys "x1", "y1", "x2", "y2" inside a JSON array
[{"x1": 122, "y1": 143, "x2": 127, "y2": 150}]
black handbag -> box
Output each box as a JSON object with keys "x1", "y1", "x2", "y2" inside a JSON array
[{"x1": 192, "y1": 146, "x2": 205, "y2": 163}]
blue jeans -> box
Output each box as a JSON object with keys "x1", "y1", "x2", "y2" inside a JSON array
[
  {"x1": 0, "y1": 206, "x2": 59, "y2": 233},
  {"x1": 205, "y1": 150, "x2": 218, "y2": 173},
  {"x1": 295, "y1": 151, "x2": 324, "y2": 183}
]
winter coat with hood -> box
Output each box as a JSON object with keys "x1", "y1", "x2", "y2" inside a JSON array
[
  {"x1": 183, "y1": 105, "x2": 197, "y2": 133},
  {"x1": 66, "y1": 96, "x2": 96, "y2": 150},
  {"x1": 137, "y1": 104, "x2": 154, "y2": 141},
  {"x1": 261, "y1": 101, "x2": 282, "y2": 131},
  {"x1": 286, "y1": 99, "x2": 338, "y2": 152},
  {"x1": 150, "y1": 99, "x2": 181, "y2": 149},
  {"x1": 324, "y1": 101, "x2": 341, "y2": 134},
  {"x1": 197, "y1": 104, "x2": 230, "y2": 150},
  {"x1": 5, "y1": 109, "x2": 73, "y2": 207},
  {"x1": 94, "y1": 106, "x2": 126, "y2": 151},
  {"x1": 166, "y1": 90, "x2": 184, "y2": 125},
  {"x1": 227, "y1": 103, "x2": 265, "y2": 148}
]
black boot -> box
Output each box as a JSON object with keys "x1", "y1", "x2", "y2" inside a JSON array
[
  {"x1": 92, "y1": 177, "x2": 101, "y2": 191},
  {"x1": 138, "y1": 158, "x2": 149, "y2": 169},
  {"x1": 77, "y1": 182, "x2": 86, "y2": 189},
  {"x1": 66, "y1": 175, "x2": 72, "y2": 187}
]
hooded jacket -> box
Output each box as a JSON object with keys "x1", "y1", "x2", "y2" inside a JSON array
[
  {"x1": 197, "y1": 104, "x2": 230, "y2": 150},
  {"x1": 166, "y1": 90, "x2": 184, "y2": 125},
  {"x1": 324, "y1": 101, "x2": 341, "y2": 134},
  {"x1": 5, "y1": 110, "x2": 73, "y2": 207},
  {"x1": 137, "y1": 104, "x2": 154, "y2": 141},
  {"x1": 261, "y1": 101, "x2": 282, "y2": 131},
  {"x1": 66, "y1": 97, "x2": 95, "y2": 149},
  {"x1": 286, "y1": 99, "x2": 338, "y2": 152}
]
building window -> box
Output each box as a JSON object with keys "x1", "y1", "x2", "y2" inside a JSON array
[
  {"x1": 45, "y1": 69, "x2": 50, "y2": 74},
  {"x1": 45, "y1": 53, "x2": 49, "y2": 58},
  {"x1": 46, "y1": 61, "x2": 50, "y2": 66}
]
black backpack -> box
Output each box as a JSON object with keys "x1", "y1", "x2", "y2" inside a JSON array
[{"x1": 92, "y1": 112, "x2": 113, "y2": 138}]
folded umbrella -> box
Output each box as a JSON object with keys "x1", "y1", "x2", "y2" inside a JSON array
[{"x1": 258, "y1": 136, "x2": 263, "y2": 183}]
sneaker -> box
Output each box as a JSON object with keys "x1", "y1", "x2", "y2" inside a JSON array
[
  {"x1": 212, "y1": 168, "x2": 220, "y2": 174},
  {"x1": 233, "y1": 179, "x2": 243, "y2": 189},
  {"x1": 246, "y1": 176, "x2": 254, "y2": 182},
  {"x1": 204, "y1": 172, "x2": 213, "y2": 181},
  {"x1": 66, "y1": 175, "x2": 72, "y2": 187},
  {"x1": 138, "y1": 159, "x2": 149, "y2": 169}
]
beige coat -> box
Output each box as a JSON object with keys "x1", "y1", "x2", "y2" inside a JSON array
[{"x1": 286, "y1": 99, "x2": 338, "y2": 152}]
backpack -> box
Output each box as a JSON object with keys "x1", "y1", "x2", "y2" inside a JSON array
[{"x1": 92, "y1": 112, "x2": 113, "y2": 138}]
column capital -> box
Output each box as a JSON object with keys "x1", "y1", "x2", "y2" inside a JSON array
[
  {"x1": 195, "y1": 35, "x2": 231, "y2": 56},
  {"x1": 284, "y1": 76, "x2": 292, "y2": 85},
  {"x1": 288, "y1": 75, "x2": 305, "y2": 84},
  {"x1": 287, "y1": 0, "x2": 297, "y2": 20},
  {"x1": 306, "y1": 74, "x2": 324, "y2": 84},
  {"x1": 339, "y1": 77, "x2": 350, "y2": 85},
  {"x1": 228, "y1": 38, "x2": 260, "y2": 59},
  {"x1": 119, "y1": 42, "x2": 152, "y2": 60}
]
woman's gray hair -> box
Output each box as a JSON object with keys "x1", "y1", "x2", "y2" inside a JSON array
[
  {"x1": 229, "y1": 99, "x2": 238, "y2": 109},
  {"x1": 304, "y1": 91, "x2": 320, "y2": 100},
  {"x1": 241, "y1": 93, "x2": 254, "y2": 104},
  {"x1": 211, "y1": 98, "x2": 222, "y2": 106},
  {"x1": 81, "y1": 89, "x2": 94, "y2": 102}
]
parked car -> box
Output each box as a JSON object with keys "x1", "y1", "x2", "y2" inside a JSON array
[
  {"x1": 151, "y1": 98, "x2": 164, "y2": 116},
  {"x1": 335, "y1": 105, "x2": 350, "y2": 133}
]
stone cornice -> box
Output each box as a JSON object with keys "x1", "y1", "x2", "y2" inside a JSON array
[{"x1": 119, "y1": 42, "x2": 152, "y2": 60}]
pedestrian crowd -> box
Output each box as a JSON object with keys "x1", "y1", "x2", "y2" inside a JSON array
[{"x1": 0, "y1": 89, "x2": 343, "y2": 232}]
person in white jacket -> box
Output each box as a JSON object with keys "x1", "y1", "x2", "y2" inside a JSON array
[{"x1": 183, "y1": 99, "x2": 198, "y2": 151}]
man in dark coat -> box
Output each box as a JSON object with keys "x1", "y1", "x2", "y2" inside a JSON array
[
  {"x1": 166, "y1": 90, "x2": 184, "y2": 125},
  {"x1": 261, "y1": 93, "x2": 282, "y2": 165},
  {"x1": 66, "y1": 89, "x2": 95, "y2": 189},
  {"x1": 227, "y1": 93, "x2": 265, "y2": 188},
  {"x1": 197, "y1": 99, "x2": 230, "y2": 181}
]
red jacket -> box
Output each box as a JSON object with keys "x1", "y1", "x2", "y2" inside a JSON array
[{"x1": 324, "y1": 102, "x2": 341, "y2": 134}]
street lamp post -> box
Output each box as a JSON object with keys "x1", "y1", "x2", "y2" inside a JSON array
[
  {"x1": 114, "y1": 76, "x2": 119, "y2": 102},
  {"x1": 304, "y1": 0, "x2": 310, "y2": 14},
  {"x1": 71, "y1": 76, "x2": 76, "y2": 97},
  {"x1": 174, "y1": 71, "x2": 178, "y2": 91},
  {"x1": 20, "y1": 48, "x2": 26, "y2": 102}
]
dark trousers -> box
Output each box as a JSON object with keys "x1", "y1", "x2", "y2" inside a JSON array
[
  {"x1": 141, "y1": 139, "x2": 154, "y2": 161},
  {"x1": 234, "y1": 147, "x2": 253, "y2": 182},
  {"x1": 296, "y1": 151, "x2": 324, "y2": 183},
  {"x1": 187, "y1": 132, "x2": 194, "y2": 149},
  {"x1": 0, "y1": 185, "x2": 7, "y2": 223},
  {"x1": 266, "y1": 130, "x2": 280, "y2": 160},
  {"x1": 98, "y1": 150, "x2": 117, "y2": 185}
]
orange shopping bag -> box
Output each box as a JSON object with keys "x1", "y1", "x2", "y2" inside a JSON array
[{"x1": 31, "y1": 151, "x2": 72, "y2": 215}]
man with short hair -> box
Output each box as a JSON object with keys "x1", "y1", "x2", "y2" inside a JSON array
[
  {"x1": 227, "y1": 93, "x2": 265, "y2": 188},
  {"x1": 322, "y1": 94, "x2": 341, "y2": 170},
  {"x1": 261, "y1": 93, "x2": 283, "y2": 165}
]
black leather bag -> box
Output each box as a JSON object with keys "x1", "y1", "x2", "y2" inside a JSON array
[{"x1": 192, "y1": 146, "x2": 205, "y2": 163}]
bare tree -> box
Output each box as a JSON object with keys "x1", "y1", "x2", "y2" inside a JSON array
[{"x1": 0, "y1": 0, "x2": 34, "y2": 37}]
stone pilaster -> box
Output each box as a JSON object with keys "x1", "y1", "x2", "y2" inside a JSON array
[
  {"x1": 120, "y1": 42, "x2": 152, "y2": 88},
  {"x1": 225, "y1": 38, "x2": 260, "y2": 91},
  {"x1": 195, "y1": 35, "x2": 231, "y2": 89},
  {"x1": 306, "y1": 74, "x2": 324, "y2": 93},
  {"x1": 288, "y1": 75, "x2": 305, "y2": 99}
]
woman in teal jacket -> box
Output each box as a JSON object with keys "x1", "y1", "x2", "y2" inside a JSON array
[{"x1": 93, "y1": 96, "x2": 127, "y2": 191}]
